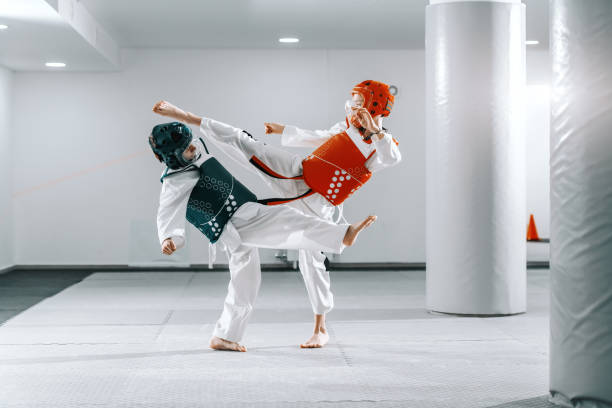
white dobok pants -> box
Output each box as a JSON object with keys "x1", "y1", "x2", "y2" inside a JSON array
[
  {"x1": 213, "y1": 202, "x2": 346, "y2": 342},
  {"x1": 201, "y1": 120, "x2": 341, "y2": 319}
]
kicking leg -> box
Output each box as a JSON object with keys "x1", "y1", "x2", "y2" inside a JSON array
[
  {"x1": 153, "y1": 100, "x2": 304, "y2": 196},
  {"x1": 231, "y1": 203, "x2": 377, "y2": 254},
  {"x1": 210, "y1": 245, "x2": 261, "y2": 352},
  {"x1": 200, "y1": 118, "x2": 309, "y2": 198},
  {"x1": 343, "y1": 215, "x2": 377, "y2": 246}
]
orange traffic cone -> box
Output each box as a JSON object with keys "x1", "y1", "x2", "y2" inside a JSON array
[{"x1": 526, "y1": 214, "x2": 540, "y2": 241}]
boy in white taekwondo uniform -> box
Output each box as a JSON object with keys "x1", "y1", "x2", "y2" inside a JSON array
[
  {"x1": 152, "y1": 80, "x2": 400, "y2": 348},
  {"x1": 150, "y1": 121, "x2": 376, "y2": 352}
]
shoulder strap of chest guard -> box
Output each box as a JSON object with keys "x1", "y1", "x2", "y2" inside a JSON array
[{"x1": 160, "y1": 164, "x2": 199, "y2": 183}]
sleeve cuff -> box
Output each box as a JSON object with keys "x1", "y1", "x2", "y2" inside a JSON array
[
  {"x1": 280, "y1": 125, "x2": 299, "y2": 146},
  {"x1": 159, "y1": 229, "x2": 186, "y2": 248},
  {"x1": 199, "y1": 117, "x2": 208, "y2": 133},
  {"x1": 172, "y1": 236, "x2": 185, "y2": 249},
  {"x1": 373, "y1": 132, "x2": 392, "y2": 144}
]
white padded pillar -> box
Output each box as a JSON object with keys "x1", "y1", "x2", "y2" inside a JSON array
[
  {"x1": 549, "y1": 1, "x2": 612, "y2": 406},
  {"x1": 425, "y1": 0, "x2": 526, "y2": 315}
]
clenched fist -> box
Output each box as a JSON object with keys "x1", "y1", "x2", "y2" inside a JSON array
[
  {"x1": 264, "y1": 122, "x2": 285, "y2": 135},
  {"x1": 152, "y1": 100, "x2": 179, "y2": 117},
  {"x1": 350, "y1": 107, "x2": 380, "y2": 135},
  {"x1": 161, "y1": 238, "x2": 177, "y2": 255}
]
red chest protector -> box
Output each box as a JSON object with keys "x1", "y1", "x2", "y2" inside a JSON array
[{"x1": 302, "y1": 131, "x2": 373, "y2": 206}]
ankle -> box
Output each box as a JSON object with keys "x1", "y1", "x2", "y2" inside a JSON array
[{"x1": 314, "y1": 327, "x2": 327, "y2": 335}]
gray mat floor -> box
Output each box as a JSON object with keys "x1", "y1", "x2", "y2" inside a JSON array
[{"x1": 0, "y1": 270, "x2": 553, "y2": 407}]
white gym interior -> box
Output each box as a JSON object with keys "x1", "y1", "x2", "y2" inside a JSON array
[{"x1": 1, "y1": 1, "x2": 610, "y2": 407}]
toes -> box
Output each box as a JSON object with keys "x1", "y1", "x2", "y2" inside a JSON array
[
  {"x1": 300, "y1": 343, "x2": 322, "y2": 349},
  {"x1": 225, "y1": 342, "x2": 245, "y2": 352},
  {"x1": 210, "y1": 337, "x2": 246, "y2": 352},
  {"x1": 211, "y1": 341, "x2": 247, "y2": 352}
]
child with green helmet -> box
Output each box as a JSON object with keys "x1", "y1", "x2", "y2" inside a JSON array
[{"x1": 150, "y1": 119, "x2": 376, "y2": 352}]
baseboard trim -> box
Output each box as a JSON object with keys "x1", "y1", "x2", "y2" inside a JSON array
[
  {"x1": 9, "y1": 262, "x2": 549, "y2": 272},
  {"x1": 527, "y1": 261, "x2": 550, "y2": 269},
  {"x1": 11, "y1": 263, "x2": 425, "y2": 272},
  {"x1": 329, "y1": 262, "x2": 425, "y2": 271},
  {"x1": 11, "y1": 264, "x2": 268, "y2": 272},
  {"x1": 0, "y1": 265, "x2": 16, "y2": 275}
]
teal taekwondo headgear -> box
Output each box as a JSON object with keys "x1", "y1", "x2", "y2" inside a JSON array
[{"x1": 149, "y1": 122, "x2": 195, "y2": 170}]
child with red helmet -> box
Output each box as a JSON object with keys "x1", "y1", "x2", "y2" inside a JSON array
[{"x1": 262, "y1": 80, "x2": 401, "y2": 347}]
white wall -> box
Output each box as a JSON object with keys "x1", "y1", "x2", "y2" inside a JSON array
[
  {"x1": 12, "y1": 49, "x2": 421, "y2": 265},
  {"x1": 0, "y1": 65, "x2": 14, "y2": 270},
  {"x1": 11, "y1": 48, "x2": 550, "y2": 266},
  {"x1": 526, "y1": 50, "x2": 551, "y2": 262}
]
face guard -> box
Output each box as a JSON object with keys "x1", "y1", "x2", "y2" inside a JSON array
[
  {"x1": 149, "y1": 122, "x2": 194, "y2": 169},
  {"x1": 345, "y1": 98, "x2": 367, "y2": 134},
  {"x1": 180, "y1": 139, "x2": 203, "y2": 166},
  {"x1": 345, "y1": 94, "x2": 382, "y2": 141},
  {"x1": 344, "y1": 97, "x2": 364, "y2": 116}
]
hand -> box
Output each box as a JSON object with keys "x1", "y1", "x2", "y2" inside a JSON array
[
  {"x1": 350, "y1": 108, "x2": 380, "y2": 135},
  {"x1": 264, "y1": 122, "x2": 285, "y2": 135},
  {"x1": 161, "y1": 238, "x2": 177, "y2": 255},
  {"x1": 152, "y1": 100, "x2": 184, "y2": 119}
]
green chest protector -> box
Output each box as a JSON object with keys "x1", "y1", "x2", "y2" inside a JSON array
[{"x1": 161, "y1": 157, "x2": 257, "y2": 244}]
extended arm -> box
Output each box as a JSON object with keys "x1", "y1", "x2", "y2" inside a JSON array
[
  {"x1": 280, "y1": 123, "x2": 343, "y2": 148},
  {"x1": 265, "y1": 121, "x2": 346, "y2": 148},
  {"x1": 153, "y1": 100, "x2": 202, "y2": 126}
]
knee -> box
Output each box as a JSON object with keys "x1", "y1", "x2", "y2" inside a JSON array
[{"x1": 299, "y1": 252, "x2": 327, "y2": 272}]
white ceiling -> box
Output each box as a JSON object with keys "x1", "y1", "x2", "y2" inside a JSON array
[
  {"x1": 0, "y1": 0, "x2": 117, "y2": 71},
  {"x1": 80, "y1": 0, "x2": 429, "y2": 49},
  {"x1": 80, "y1": 0, "x2": 549, "y2": 49},
  {"x1": 0, "y1": 0, "x2": 549, "y2": 71}
]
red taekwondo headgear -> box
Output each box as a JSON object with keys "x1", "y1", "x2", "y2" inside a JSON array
[
  {"x1": 351, "y1": 80, "x2": 394, "y2": 118},
  {"x1": 352, "y1": 80, "x2": 395, "y2": 117}
]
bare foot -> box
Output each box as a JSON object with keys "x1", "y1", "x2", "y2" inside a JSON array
[
  {"x1": 209, "y1": 336, "x2": 247, "y2": 352},
  {"x1": 343, "y1": 215, "x2": 377, "y2": 246},
  {"x1": 300, "y1": 330, "x2": 329, "y2": 349}
]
